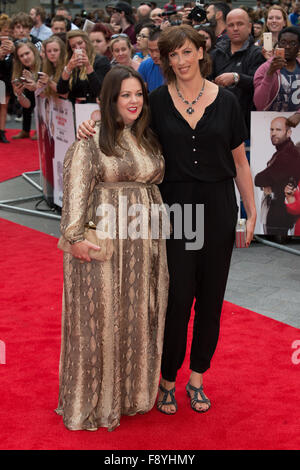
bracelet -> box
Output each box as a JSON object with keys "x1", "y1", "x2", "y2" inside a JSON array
[
  {"x1": 16, "y1": 93, "x2": 26, "y2": 101},
  {"x1": 63, "y1": 66, "x2": 71, "y2": 76}
]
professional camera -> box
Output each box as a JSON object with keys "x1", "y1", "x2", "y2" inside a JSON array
[{"x1": 187, "y1": 5, "x2": 207, "y2": 23}]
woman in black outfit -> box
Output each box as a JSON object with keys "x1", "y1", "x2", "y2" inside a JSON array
[
  {"x1": 152, "y1": 25, "x2": 256, "y2": 414},
  {"x1": 76, "y1": 25, "x2": 256, "y2": 416},
  {"x1": 56, "y1": 30, "x2": 111, "y2": 104}
]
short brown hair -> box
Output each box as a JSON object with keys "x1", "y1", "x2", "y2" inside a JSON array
[
  {"x1": 158, "y1": 24, "x2": 211, "y2": 83},
  {"x1": 10, "y1": 12, "x2": 33, "y2": 30},
  {"x1": 32, "y1": 6, "x2": 46, "y2": 23}
]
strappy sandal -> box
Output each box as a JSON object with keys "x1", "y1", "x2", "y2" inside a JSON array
[
  {"x1": 156, "y1": 384, "x2": 178, "y2": 415},
  {"x1": 186, "y1": 382, "x2": 211, "y2": 413}
]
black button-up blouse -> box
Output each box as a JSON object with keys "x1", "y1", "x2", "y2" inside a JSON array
[{"x1": 149, "y1": 85, "x2": 248, "y2": 183}]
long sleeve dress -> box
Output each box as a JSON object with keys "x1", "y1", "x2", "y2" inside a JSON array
[{"x1": 55, "y1": 124, "x2": 169, "y2": 432}]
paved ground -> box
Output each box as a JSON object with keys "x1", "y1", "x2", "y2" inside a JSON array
[{"x1": 1, "y1": 117, "x2": 300, "y2": 329}]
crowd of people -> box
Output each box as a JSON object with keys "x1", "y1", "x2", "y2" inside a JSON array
[
  {"x1": 1, "y1": 1, "x2": 300, "y2": 432},
  {"x1": 0, "y1": 1, "x2": 300, "y2": 143}
]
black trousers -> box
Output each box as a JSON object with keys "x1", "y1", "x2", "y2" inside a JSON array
[
  {"x1": 22, "y1": 107, "x2": 33, "y2": 133},
  {"x1": 159, "y1": 179, "x2": 237, "y2": 382}
]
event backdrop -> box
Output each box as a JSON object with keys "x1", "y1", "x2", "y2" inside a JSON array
[
  {"x1": 35, "y1": 96, "x2": 98, "y2": 208},
  {"x1": 250, "y1": 111, "x2": 300, "y2": 236}
]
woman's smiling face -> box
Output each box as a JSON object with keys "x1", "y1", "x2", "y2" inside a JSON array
[{"x1": 116, "y1": 77, "x2": 144, "y2": 126}]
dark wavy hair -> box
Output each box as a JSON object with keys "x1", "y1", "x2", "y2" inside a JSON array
[
  {"x1": 99, "y1": 65, "x2": 161, "y2": 158},
  {"x1": 158, "y1": 24, "x2": 211, "y2": 83}
]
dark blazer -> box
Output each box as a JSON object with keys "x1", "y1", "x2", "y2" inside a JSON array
[{"x1": 210, "y1": 36, "x2": 265, "y2": 138}]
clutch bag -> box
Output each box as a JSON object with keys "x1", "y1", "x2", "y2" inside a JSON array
[{"x1": 57, "y1": 221, "x2": 114, "y2": 261}]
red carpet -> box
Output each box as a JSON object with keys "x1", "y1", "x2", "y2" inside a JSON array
[
  {"x1": 0, "y1": 217, "x2": 300, "y2": 450},
  {"x1": 0, "y1": 130, "x2": 39, "y2": 182}
]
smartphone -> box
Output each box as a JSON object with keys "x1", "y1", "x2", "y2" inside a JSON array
[
  {"x1": 275, "y1": 48, "x2": 285, "y2": 58},
  {"x1": 12, "y1": 78, "x2": 21, "y2": 84},
  {"x1": 20, "y1": 77, "x2": 27, "y2": 82},
  {"x1": 37, "y1": 72, "x2": 44, "y2": 78},
  {"x1": 263, "y1": 32, "x2": 273, "y2": 52},
  {"x1": 75, "y1": 48, "x2": 83, "y2": 58}
]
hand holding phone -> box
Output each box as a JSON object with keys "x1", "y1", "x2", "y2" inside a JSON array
[
  {"x1": 275, "y1": 48, "x2": 285, "y2": 58},
  {"x1": 263, "y1": 32, "x2": 273, "y2": 52}
]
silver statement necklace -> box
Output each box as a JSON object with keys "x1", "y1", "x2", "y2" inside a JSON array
[{"x1": 175, "y1": 79, "x2": 206, "y2": 115}]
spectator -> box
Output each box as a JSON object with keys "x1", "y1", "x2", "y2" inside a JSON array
[
  {"x1": 150, "y1": 7, "x2": 163, "y2": 25},
  {"x1": 194, "y1": 24, "x2": 217, "y2": 53},
  {"x1": 30, "y1": 6, "x2": 52, "y2": 41},
  {"x1": 37, "y1": 35, "x2": 66, "y2": 99},
  {"x1": 254, "y1": 26, "x2": 300, "y2": 112},
  {"x1": 205, "y1": 2, "x2": 231, "y2": 43},
  {"x1": 252, "y1": 19, "x2": 264, "y2": 45},
  {"x1": 11, "y1": 41, "x2": 41, "y2": 140},
  {"x1": 89, "y1": 23, "x2": 113, "y2": 61},
  {"x1": 56, "y1": 30, "x2": 111, "y2": 104},
  {"x1": 110, "y1": 13, "x2": 122, "y2": 34},
  {"x1": 110, "y1": 2, "x2": 137, "y2": 44},
  {"x1": 51, "y1": 15, "x2": 68, "y2": 35},
  {"x1": 133, "y1": 23, "x2": 155, "y2": 63},
  {"x1": 289, "y1": 3, "x2": 300, "y2": 26},
  {"x1": 262, "y1": 5, "x2": 288, "y2": 49},
  {"x1": 164, "y1": 0, "x2": 176, "y2": 12},
  {"x1": 10, "y1": 12, "x2": 42, "y2": 50},
  {"x1": 210, "y1": 8, "x2": 265, "y2": 137},
  {"x1": 0, "y1": 14, "x2": 14, "y2": 143},
  {"x1": 110, "y1": 34, "x2": 140, "y2": 71},
  {"x1": 55, "y1": 7, "x2": 79, "y2": 31},
  {"x1": 136, "y1": 3, "x2": 152, "y2": 23},
  {"x1": 90, "y1": 9, "x2": 110, "y2": 23},
  {"x1": 138, "y1": 27, "x2": 164, "y2": 92}
]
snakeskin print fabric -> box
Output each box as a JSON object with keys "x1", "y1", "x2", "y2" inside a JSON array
[{"x1": 55, "y1": 124, "x2": 169, "y2": 431}]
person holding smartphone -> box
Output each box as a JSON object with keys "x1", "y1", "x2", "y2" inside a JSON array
[
  {"x1": 254, "y1": 26, "x2": 300, "y2": 112},
  {"x1": 0, "y1": 14, "x2": 14, "y2": 143},
  {"x1": 56, "y1": 30, "x2": 110, "y2": 104},
  {"x1": 11, "y1": 41, "x2": 41, "y2": 140}
]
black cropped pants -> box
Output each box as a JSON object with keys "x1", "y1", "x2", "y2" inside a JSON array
[{"x1": 159, "y1": 179, "x2": 238, "y2": 382}]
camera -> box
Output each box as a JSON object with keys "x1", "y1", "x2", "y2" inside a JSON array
[
  {"x1": 187, "y1": 5, "x2": 207, "y2": 23},
  {"x1": 288, "y1": 177, "x2": 298, "y2": 189}
]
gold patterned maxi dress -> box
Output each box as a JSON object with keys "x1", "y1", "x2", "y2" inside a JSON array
[{"x1": 55, "y1": 124, "x2": 169, "y2": 432}]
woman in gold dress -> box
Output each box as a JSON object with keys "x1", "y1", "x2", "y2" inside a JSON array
[{"x1": 55, "y1": 65, "x2": 169, "y2": 432}]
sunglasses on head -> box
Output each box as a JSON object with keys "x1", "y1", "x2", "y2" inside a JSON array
[
  {"x1": 15, "y1": 38, "x2": 30, "y2": 44},
  {"x1": 111, "y1": 33, "x2": 129, "y2": 39}
]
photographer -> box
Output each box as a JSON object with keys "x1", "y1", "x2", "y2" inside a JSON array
[{"x1": 56, "y1": 30, "x2": 110, "y2": 104}]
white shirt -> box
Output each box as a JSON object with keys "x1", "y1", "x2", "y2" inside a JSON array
[{"x1": 30, "y1": 24, "x2": 52, "y2": 41}]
